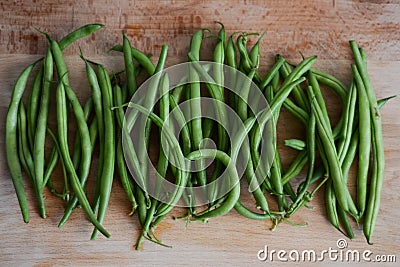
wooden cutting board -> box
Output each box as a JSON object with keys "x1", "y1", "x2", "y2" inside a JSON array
[{"x1": 1, "y1": 1, "x2": 399, "y2": 266}]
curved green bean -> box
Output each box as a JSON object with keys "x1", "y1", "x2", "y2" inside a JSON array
[{"x1": 6, "y1": 63, "x2": 36, "y2": 223}]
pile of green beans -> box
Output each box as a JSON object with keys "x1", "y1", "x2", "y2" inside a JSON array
[{"x1": 5, "y1": 23, "x2": 391, "y2": 248}]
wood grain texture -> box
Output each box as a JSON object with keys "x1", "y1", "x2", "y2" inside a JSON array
[{"x1": 0, "y1": 1, "x2": 399, "y2": 266}]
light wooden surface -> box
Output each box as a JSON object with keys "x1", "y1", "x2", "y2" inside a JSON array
[{"x1": 1, "y1": 1, "x2": 399, "y2": 266}]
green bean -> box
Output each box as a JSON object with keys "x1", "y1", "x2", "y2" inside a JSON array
[
  {"x1": 271, "y1": 69, "x2": 280, "y2": 91},
  {"x1": 71, "y1": 98, "x2": 94, "y2": 169},
  {"x1": 6, "y1": 62, "x2": 36, "y2": 222},
  {"x1": 47, "y1": 34, "x2": 109, "y2": 236},
  {"x1": 236, "y1": 34, "x2": 251, "y2": 71},
  {"x1": 123, "y1": 32, "x2": 137, "y2": 96},
  {"x1": 319, "y1": 136, "x2": 339, "y2": 233},
  {"x1": 226, "y1": 34, "x2": 238, "y2": 69},
  {"x1": 337, "y1": 120, "x2": 357, "y2": 239},
  {"x1": 306, "y1": 85, "x2": 357, "y2": 216},
  {"x1": 270, "y1": 88, "x2": 289, "y2": 211},
  {"x1": 286, "y1": 90, "x2": 316, "y2": 215},
  {"x1": 284, "y1": 182, "x2": 297, "y2": 203},
  {"x1": 359, "y1": 47, "x2": 368, "y2": 66},
  {"x1": 127, "y1": 103, "x2": 188, "y2": 219},
  {"x1": 264, "y1": 84, "x2": 274, "y2": 104},
  {"x1": 212, "y1": 35, "x2": 226, "y2": 134},
  {"x1": 59, "y1": 97, "x2": 95, "y2": 226},
  {"x1": 190, "y1": 149, "x2": 240, "y2": 220},
  {"x1": 88, "y1": 117, "x2": 99, "y2": 150},
  {"x1": 268, "y1": 113, "x2": 290, "y2": 208},
  {"x1": 137, "y1": 45, "x2": 168, "y2": 196},
  {"x1": 46, "y1": 128, "x2": 70, "y2": 200},
  {"x1": 272, "y1": 56, "x2": 316, "y2": 123},
  {"x1": 187, "y1": 53, "x2": 229, "y2": 149},
  {"x1": 168, "y1": 95, "x2": 192, "y2": 155},
  {"x1": 260, "y1": 56, "x2": 285, "y2": 90},
  {"x1": 136, "y1": 73, "x2": 170, "y2": 249},
  {"x1": 215, "y1": 21, "x2": 226, "y2": 47},
  {"x1": 171, "y1": 83, "x2": 185, "y2": 104},
  {"x1": 325, "y1": 180, "x2": 346, "y2": 236},
  {"x1": 110, "y1": 45, "x2": 156, "y2": 76},
  {"x1": 284, "y1": 139, "x2": 306, "y2": 151},
  {"x1": 136, "y1": 189, "x2": 147, "y2": 227},
  {"x1": 79, "y1": 53, "x2": 105, "y2": 215},
  {"x1": 43, "y1": 147, "x2": 58, "y2": 187},
  {"x1": 319, "y1": 76, "x2": 357, "y2": 235},
  {"x1": 192, "y1": 116, "x2": 259, "y2": 220},
  {"x1": 251, "y1": 77, "x2": 307, "y2": 168},
  {"x1": 140, "y1": 44, "x2": 168, "y2": 154},
  {"x1": 33, "y1": 49, "x2": 53, "y2": 213},
  {"x1": 281, "y1": 150, "x2": 307, "y2": 184},
  {"x1": 30, "y1": 51, "x2": 51, "y2": 218},
  {"x1": 282, "y1": 98, "x2": 308, "y2": 124},
  {"x1": 270, "y1": 151, "x2": 287, "y2": 211},
  {"x1": 350, "y1": 41, "x2": 385, "y2": 243},
  {"x1": 308, "y1": 71, "x2": 330, "y2": 127},
  {"x1": 154, "y1": 94, "x2": 193, "y2": 214},
  {"x1": 311, "y1": 68, "x2": 347, "y2": 102},
  {"x1": 58, "y1": 24, "x2": 104, "y2": 51},
  {"x1": 285, "y1": 174, "x2": 328, "y2": 220},
  {"x1": 47, "y1": 34, "x2": 93, "y2": 188},
  {"x1": 189, "y1": 29, "x2": 203, "y2": 60},
  {"x1": 59, "y1": 55, "x2": 105, "y2": 227},
  {"x1": 202, "y1": 117, "x2": 214, "y2": 141},
  {"x1": 260, "y1": 77, "x2": 288, "y2": 210},
  {"x1": 113, "y1": 83, "x2": 127, "y2": 129},
  {"x1": 337, "y1": 81, "x2": 357, "y2": 164},
  {"x1": 122, "y1": 99, "x2": 149, "y2": 212},
  {"x1": 18, "y1": 103, "x2": 35, "y2": 185},
  {"x1": 91, "y1": 65, "x2": 116, "y2": 240},
  {"x1": 236, "y1": 33, "x2": 261, "y2": 82},
  {"x1": 251, "y1": 83, "x2": 274, "y2": 192},
  {"x1": 273, "y1": 66, "x2": 310, "y2": 124},
  {"x1": 116, "y1": 131, "x2": 137, "y2": 212},
  {"x1": 241, "y1": 134, "x2": 270, "y2": 212},
  {"x1": 280, "y1": 55, "x2": 317, "y2": 87},
  {"x1": 113, "y1": 84, "x2": 137, "y2": 213},
  {"x1": 188, "y1": 54, "x2": 272, "y2": 212},
  {"x1": 308, "y1": 70, "x2": 346, "y2": 141},
  {"x1": 206, "y1": 33, "x2": 229, "y2": 207},
  {"x1": 377, "y1": 95, "x2": 396, "y2": 108},
  {"x1": 27, "y1": 66, "x2": 44, "y2": 151},
  {"x1": 9, "y1": 25, "x2": 104, "y2": 222},
  {"x1": 351, "y1": 67, "x2": 370, "y2": 218},
  {"x1": 317, "y1": 133, "x2": 348, "y2": 236},
  {"x1": 188, "y1": 30, "x2": 207, "y2": 189},
  {"x1": 336, "y1": 202, "x2": 354, "y2": 239},
  {"x1": 234, "y1": 200, "x2": 275, "y2": 221},
  {"x1": 249, "y1": 31, "x2": 265, "y2": 69},
  {"x1": 156, "y1": 74, "x2": 171, "y2": 181},
  {"x1": 280, "y1": 57, "x2": 312, "y2": 110},
  {"x1": 136, "y1": 181, "x2": 163, "y2": 249},
  {"x1": 55, "y1": 81, "x2": 109, "y2": 237},
  {"x1": 34, "y1": 25, "x2": 104, "y2": 193},
  {"x1": 237, "y1": 69, "x2": 256, "y2": 121},
  {"x1": 226, "y1": 34, "x2": 238, "y2": 110},
  {"x1": 342, "y1": 128, "x2": 359, "y2": 183},
  {"x1": 251, "y1": 78, "x2": 307, "y2": 194},
  {"x1": 121, "y1": 46, "x2": 168, "y2": 225}
]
